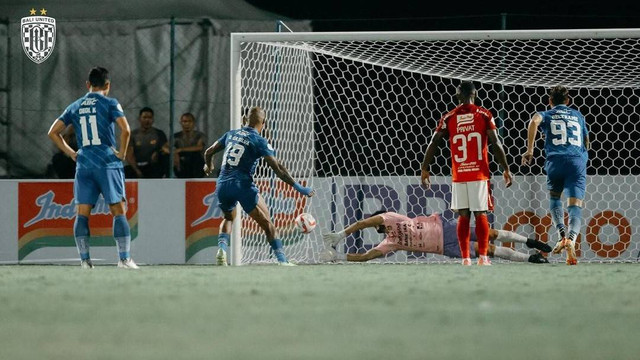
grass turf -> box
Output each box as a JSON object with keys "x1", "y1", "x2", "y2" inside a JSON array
[{"x1": 0, "y1": 263, "x2": 638, "y2": 360}]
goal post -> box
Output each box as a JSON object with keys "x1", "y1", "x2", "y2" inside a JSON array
[{"x1": 230, "y1": 29, "x2": 640, "y2": 265}]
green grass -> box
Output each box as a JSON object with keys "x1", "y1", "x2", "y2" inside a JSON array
[{"x1": 0, "y1": 263, "x2": 639, "y2": 360}]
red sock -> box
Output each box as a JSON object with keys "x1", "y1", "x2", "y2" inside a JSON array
[
  {"x1": 475, "y1": 213, "x2": 490, "y2": 257},
  {"x1": 457, "y1": 216, "x2": 471, "y2": 259}
]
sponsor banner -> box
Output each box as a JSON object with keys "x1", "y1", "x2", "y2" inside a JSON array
[
  {"x1": 18, "y1": 182, "x2": 138, "y2": 260},
  {"x1": 185, "y1": 181, "x2": 222, "y2": 261},
  {"x1": 184, "y1": 180, "x2": 309, "y2": 261}
]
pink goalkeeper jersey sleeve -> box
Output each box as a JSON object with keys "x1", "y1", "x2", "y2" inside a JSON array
[{"x1": 374, "y1": 212, "x2": 444, "y2": 255}]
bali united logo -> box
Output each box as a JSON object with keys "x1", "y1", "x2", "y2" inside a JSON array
[{"x1": 21, "y1": 8, "x2": 56, "y2": 64}]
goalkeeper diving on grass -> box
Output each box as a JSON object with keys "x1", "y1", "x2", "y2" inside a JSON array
[{"x1": 321, "y1": 211, "x2": 551, "y2": 263}]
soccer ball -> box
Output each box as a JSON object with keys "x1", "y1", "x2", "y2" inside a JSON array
[{"x1": 295, "y1": 213, "x2": 317, "y2": 234}]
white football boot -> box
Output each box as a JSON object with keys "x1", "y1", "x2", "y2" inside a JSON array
[
  {"x1": 117, "y1": 258, "x2": 140, "y2": 269},
  {"x1": 216, "y1": 248, "x2": 228, "y2": 266}
]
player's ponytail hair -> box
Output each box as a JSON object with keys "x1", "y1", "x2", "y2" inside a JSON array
[{"x1": 549, "y1": 85, "x2": 569, "y2": 106}]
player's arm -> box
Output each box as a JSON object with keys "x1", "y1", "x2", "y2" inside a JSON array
[
  {"x1": 323, "y1": 215, "x2": 385, "y2": 245},
  {"x1": 126, "y1": 138, "x2": 142, "y2": 177},
  {"x1": 487, "y1": 128, "x2": 512, "y2": 188},
  {"x1": 47, "y1": 119, "x2": 77, "y2": 162},
  {"x1": 203, "y1": 141, "x2": 224, "y2": 176},
  {"x1": 346, "y1": 249, "x2": 385, "y2": 262},
  {"x1": 421, "y1": 129, "x2": 446, "y2": 188},
  {"x1": 583, "y1": 121, "x2": 590, "y2": 151},
  {"x1": 113, "y1": 117, "x2": 130, "y2": 161},
  {"x1": 263, "y1": 156, "x2": 315, "y2": 197},
  {"x1": 522, "y1": 113, "x2": 542, "y2": 165}
]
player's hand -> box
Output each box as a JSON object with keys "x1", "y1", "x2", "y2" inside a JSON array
[
  {"x1": 68, "y1": 151, "x2": 77, "y2": 162},
  {"x1": 421, "y1": 169, "x2": 430, "y2": 189},
  {"x1": 203, "y1": 162, "x2": 214, "y2": 176},
  {"x1": 293, "y1": 183, "x2": 315, "y2": 197},
  {"x1": 111, "y1": 147, "x2": 126, "y2": 161},
  {"x1": 503, "y1": 170, "x2": 513, "y2": 188},
  {"x1": 521, "y1": 152, "x2": 533, "y2": 165}
]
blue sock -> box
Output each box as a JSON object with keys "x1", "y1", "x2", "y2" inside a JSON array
[
  {"x1": 74, "y1": 215, "x2": 90, "y2": 260},
  {"x1": 113, "y1": 215, "x2": 131, "y2": 260},
  {"x1": 567, "y1": 205, "x2": 583, "y2": 243},
  {"x1": 218, "y1": 233, "x2": 230, "y2": 253},
  {"x1": 269, "y1": 239, "x2": 287, "y2": 263},
  {"x1": 549, "y1": 197, "x2": 566, "y2": 238}
]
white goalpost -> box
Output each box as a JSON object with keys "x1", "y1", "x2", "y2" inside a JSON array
[{"x1": 230, "y1": 29, "x2": 640, "y2": 265}]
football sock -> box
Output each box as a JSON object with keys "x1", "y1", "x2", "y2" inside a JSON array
[
  {"x1": 74, "y1": 215, "x2": 90, "y2": 260},
  {"x1": 113, "y1": 215, "x2": 131, "y2": 260},
  {"x1": 549, "y1": 197, "x2": 566, "y2": 238},
  {"x1": 493, "y1": 246, "x2": 529, "y2": 262},
  {"x1": 495, "y1": 230, "x2": 527, "y2": 244},
  {"x1": 218, "y1": 233, "x2": 230, "y2": 253},
  {"x1": 475, "y1": 214, "x2": 490, "y2": 257},
  {"x1": 567, "y1": 205, "x2": 583, "y2": 243},
  {"x1": 269, "y1": 239, "x2": 288, "y2": 263},
  {"x1": 456, "y1": 216, "x2": 471, "y2": 259}
]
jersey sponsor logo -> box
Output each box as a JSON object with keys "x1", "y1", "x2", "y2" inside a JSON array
[
  {"x1": 80, "y1": 98, "x2": 98, "y2": 106},
  {"x1": 21, "y1": 9, "x2": 56, "y2": 64},
  {"x1": 18, "y1": 182, "x2": 138, "y2": 260},
  {"x1": 456, "y1": 114, "x2": 475, "y2": 132}
]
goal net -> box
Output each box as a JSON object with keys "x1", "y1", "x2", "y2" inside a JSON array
[{"x1": 230, "y1": 29, "x2": 640, "y2": 265}]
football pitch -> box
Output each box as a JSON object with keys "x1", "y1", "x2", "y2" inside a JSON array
[{"x1": 1, "y1": 263, "x2": 638, "y2": 360}]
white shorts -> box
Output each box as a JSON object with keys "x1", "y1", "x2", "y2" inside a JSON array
[{"x1": 451, "y1": 180, "x2": 493, "y2": 212}]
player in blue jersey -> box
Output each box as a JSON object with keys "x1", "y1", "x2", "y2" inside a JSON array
[
  {"x1": 47, "y1": 67, "x2": 138, "y2": 269},
  {"x1": 522, "y1": 86, "x2": 590, "y2": 265},
  {"x1": 203, "y1": 106, "x2": 315, "y2": 266}
]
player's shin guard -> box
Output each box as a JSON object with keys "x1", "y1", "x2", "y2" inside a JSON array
[
  {"x1": 218, "y1": 233, "x2": 230, "y2": 253},
  {"x1": 567, "y1": 205, "x2": 583, "y2": 243},
  {"x1": 456, "y1": 216, "x2": 471, "y2": 259},
  {"x1": 113, "y1": 215, "x2": 131, "y2": 260},
  {"x1": 549, "y1": 197, "x2": 566, "y2": 238},
  {"x1": 475, "y1": 214, "x2": 490, "y2": 257},
  {"x1": 74, "y1": 215, "x2": 91, "y2": 260},
  {"x1": 269, "y1": 239, "x2": 288, "y2": 263}
]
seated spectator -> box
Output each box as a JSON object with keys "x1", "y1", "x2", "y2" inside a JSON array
[
  {"x1": 126, "y1": 107, "x2": 168, "y2": 178},
  {"x1": 50, "y1": 125, "x2": 77, "y2": 179},
  {"x1": 169, "y1": 112, "x2": 206, "y2": 178}
]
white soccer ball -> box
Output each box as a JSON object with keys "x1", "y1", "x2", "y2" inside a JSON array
[{"x1": 295, "y1": 213, "x2": 317, "y2": 234}]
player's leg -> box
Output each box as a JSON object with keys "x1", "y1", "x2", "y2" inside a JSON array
[
  {"x1": 486, "y1": 243, "x2": 549, "y2": 263},
  {"x1": 100, "y1": 168, "x2": 138, "y2": 269},
  {"x1": 546, "y1": 159, "x2": 568, "y2": 251},
  {"x1": 215, "y1": 182, "x2": 238, "y2": 266},
  {"x1": 73, "y1": 169, "x2": 100, "y2": 269},
  {"x1": 451, "y1": 182, "x2": 472, "y2": 265},
  {"x1": 562, "y1": 158, "x2": 587, "y2": 265},
  {"x1": 468, "y1": 181, "x2": 491, "y2": 266},
  {"x1": 244, "y1": 191, "x2": 292, "y2": 265},
  {"x1": 490, "y1": 229, "x2": 552, "y2": 252}
]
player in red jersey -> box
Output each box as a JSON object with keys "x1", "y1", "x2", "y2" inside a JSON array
[{"x1": 421, "y1": 81, "x2": 512, "y2": 266}]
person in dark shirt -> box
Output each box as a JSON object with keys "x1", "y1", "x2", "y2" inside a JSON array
[
  {"x1": 170, "y1": 112, "x2": 206, "y2": 178},
  {"x1": 126, "y1": 107, "x2": 168, "y2": 178}
]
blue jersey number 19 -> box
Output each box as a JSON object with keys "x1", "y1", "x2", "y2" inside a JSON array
[
  {"x1": 224, "y1": 143, "x2": 245, "y2": 166},
  {"x1": 79, "y1": 115, "x2": 102, "y2": 147}
]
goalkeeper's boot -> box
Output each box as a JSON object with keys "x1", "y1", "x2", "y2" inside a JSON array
[
  {"x1": 80, "y1": 259, "x2": 94, "y2": 269},
  {"x1": 461, "y1": 258, "x2": 472, "y2": 266},
  {"x1": 565, "y1": 241, "x2": 578, "y2": 266},
  {"x1": 526, "y1": 238, "x2": 552, "y2": 253},
  {"x1": 318, "y1": 248, "x2": 338, "y2": 263},
  {"x1": 216, "y1": 248, "x2": 228, "y2": 266},
  {"x1": 551, "y1": 238, "x2": 570, "y2": 255},
  {"x1": 117, "y1": 258, "x2": 140, "y2": 269},
  {"x1": 528, "y1": 252, "x2": 550, "y2": 264},
  {"x1": 322, "y1": 233, "x2": 343, "y2": 249},
  {"x1": 477, "y1": 255, "x2": 492, "y2": 266}
]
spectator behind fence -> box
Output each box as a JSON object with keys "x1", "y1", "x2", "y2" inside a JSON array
[
  {"x1": 166, "y1": 112, "x2": 206, "y2": 178},
  {"x1": 126, "y1": 107, "x2": 168, "y2": 178},
  {"x1": 50, "y1": 125, "x2": 78, "y2": 179}
]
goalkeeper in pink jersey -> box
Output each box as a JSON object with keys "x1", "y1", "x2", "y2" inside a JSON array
[{"x1": 321, "y1": 211, "x2": 551, "y2": 263}]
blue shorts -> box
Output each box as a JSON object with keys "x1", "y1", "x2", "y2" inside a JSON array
[
  {"x1": 545, "y1": 155, "x2": 587, "y2": 199},
  {"x1": 216, "y1": 180, "x2": 260, "y2": 213},
  {"x1": 442, "y1": 219, "x2": 477, "y2": 258},
  {"x1": 74, "y1": 168, "x2": 126, "y2": 205}
]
